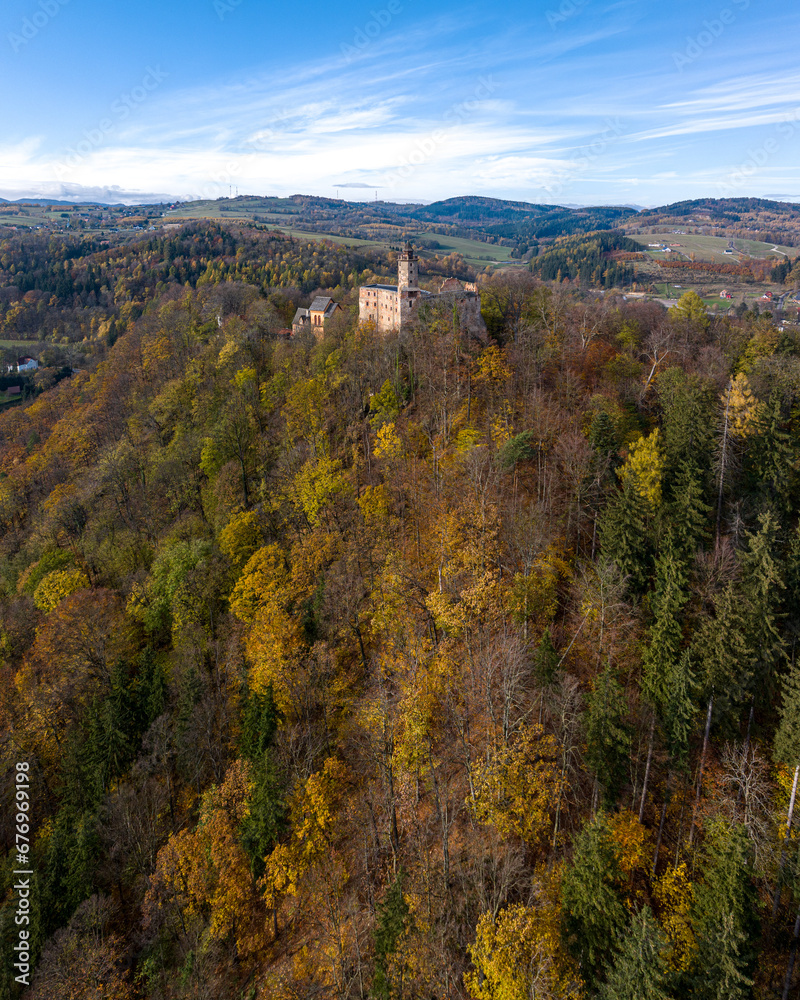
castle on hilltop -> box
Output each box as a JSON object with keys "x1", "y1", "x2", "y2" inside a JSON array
[{"x1": 359, "y1": 242, "x2": 483, "y2": 334}]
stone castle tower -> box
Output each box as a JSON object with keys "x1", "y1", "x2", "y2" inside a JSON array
[{"x1": 397, "y1": 241, "x2": 419, "y2": 289}]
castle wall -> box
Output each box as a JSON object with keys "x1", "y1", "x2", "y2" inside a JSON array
[{"x1": 359, "y1": 286, "x2": 400, "y2": 332}]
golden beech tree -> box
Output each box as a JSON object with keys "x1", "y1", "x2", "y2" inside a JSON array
[
  {"x1": 465, "y1": 868, "x2": 582, "y2": 1000},
  {"x1": 653, "y1": 862, "x2": 696, "y2": 973},
  {"x1": 144, "y1": 759, "x2": 268, "y2": 958},
  {"x1": 32, "y1": 567, "x2": 89, "y2": 613},
  {"x1": 470, "y1": 725, "x2": 562, "y2": 848},
  {"x1": 260, "y1": 757, "x2": 348, "y2": 937}
]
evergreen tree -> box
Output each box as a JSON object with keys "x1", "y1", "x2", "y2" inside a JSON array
[
  {"x1": 661, "y1": 462, "x2": 711, "y2": 574},
  {"x1": 599, "y1": 479, "x2": 652, "y2": 593},
  {"x1": 660, "y1": 651, "x2": 697, "y2": 770},
  {"x1": 642, "y1": 546, "x2": 688, "y2": 715},
  {"x1": 691, "y1": 819, "x2": 758, "y2": 1000},
  {"x1": 373, "y1": 870, "x2": 411, "y2": 1000},
  {"x1": 599, "y1": 906, "x2": 674, "y2": 1000},
  {"x1": 657, "y1": 367, "x2": 716, "y2": 492},
  {"x1": 748, "y1": 392, "x2": 798, "y2": 518},
  {"x1": 774, "y1": 658, "x2": 800, "y2": 767},
  {"x1": 239, "y1": 684, "x2": 286, "y2": 878},
  {"x1": 584, "y1": 663, "x2": 632, "y2": 804},
  {"x1": 691, "y1": 583, "x2": 754, "y2": 733},
  {"x1": 561, "y1": 813, "x2": 627, "y2": 991},
  {"x1": 534, "y1": 627, "x2": 560, "y2": 685},
  {"x1": 738, "y1": 510, "x2": 787, "y2": 710}
]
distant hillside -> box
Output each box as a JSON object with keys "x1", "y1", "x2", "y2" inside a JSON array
[
  {"x1": 531, "y1": 230, "x2": 642, "y2": 286},
  {"x1": 628, "y1": 196, "x2": 800, "y2": 247}
]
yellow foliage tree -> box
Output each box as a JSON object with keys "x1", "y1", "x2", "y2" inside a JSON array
[
  {"x1": 219, "y1": 509, "x2": 262, "y2": 572},
  {"x1": 229, "y1": 544, "x2": 290, "y2": 624},
  {"x1": 465, "y1": 870, "x2": 582, "y2": 1000},
  {"x1": 727, "y1": 372, "x2": 762, "y2": 439},
  {"x1": 374, "y1": 421, "x2": 404, "y2": 462},
  {"x1": 653, "y1": 862, "x2": 696, "y2": 972},
  {"x1": 261, "y1": 757, "x2": 347, "y2": 910},
  {"x1": 144, "y1": 759, "x2": 267, "y2": 957},
  {"x1": 33, "y1": 567, "x2": 89, "y2": 613},
  {"x1": 470, "y1": 725, "x2": 562, "y2": 847},
  {"x1": 292, "y1": 456, "x2": 351, "y2": 526},
  {"x1": 617, "y1": 427, "x2": 664, "y2": 510}
]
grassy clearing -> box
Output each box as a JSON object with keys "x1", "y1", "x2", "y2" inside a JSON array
[
  {"x1": 0, "y1": 339, "x2": 45, "y2": 350},
  {"x1": 630, "y1": 231, "x2": 797, "y2": 263}
]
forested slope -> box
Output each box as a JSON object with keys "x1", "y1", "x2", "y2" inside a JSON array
[{"x1": 0, "y1": 255, "x2": 798, "y2": 999}]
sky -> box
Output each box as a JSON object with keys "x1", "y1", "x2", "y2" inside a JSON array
[{"x1": 1, "y1": 0, "x2": 799, "y2": 206}]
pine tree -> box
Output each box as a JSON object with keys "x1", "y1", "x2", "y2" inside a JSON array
[
  {"x1": 642, "y1": 546, "x2": 688, "y2": 717},
  {"x1": 691, "y1": 819, "x2": 758, "y2": 1000},
  {"x1": 373, "y1": 871, "x2": 411, "y2": 1000},
  {"x1": 657, "y1": 367, "x2": 716, "y2": 491},
  {"x1": 661, "y1": 462, "x2": 711, "y2": 573},
  {"x1": 774, "y1": 658, "x2": 800, "y2": 767},
  {"x1": 584, "y1": 663, "x2": 632, "y2": 805},
  {"x1": 691, "y1": 583, "x2": 754, "y2": 733},
  {"x1": 561, "y1": 813, "x2": 627, "y2": 991},
  {"x1": 748, "y1": 392, "x2": 798, "y2": 518},
  {"x1": 599, "y1": 479, "x2": 652, "y2": 593},
  {"x1": 661, "y1": 651, "x2": 697, "y2": 769},
  {"x1": 599, "y1": 906, "x2": 675, "y2": 1000},
  {"x1": 738, "y1": 510, "x2": 787, "y2": 710}
]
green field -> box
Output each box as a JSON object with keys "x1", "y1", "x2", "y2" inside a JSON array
[
  {"x1": 163, "y1": 200, "x2": 519, "y2": 268},
  {"x1": 630, "y1": 231, "x2": 797, "y2": 263},
  {"x1": 0, "y1": 339, "x2": 44, "y2": 349}
]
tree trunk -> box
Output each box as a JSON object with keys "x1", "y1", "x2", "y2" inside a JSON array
[
  {"x1": 639, "y1": 716, "x2": 655, "y2": 823},
  {"x1": 773, "y1": 763, "x2": 799, "y2": 918},
  {"x1": 689, "y1": 696, "x2": 713, "y2": 847},
  {"x1": 782, "y1": 902, "x2": 800, "y2": 1000},
  {"x1": 716, "y1": 382, "x2": 731, "y2": 546}
]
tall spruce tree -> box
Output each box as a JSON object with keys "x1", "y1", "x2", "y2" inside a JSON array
[
  {"x1": 599, "y1": 478, "x2": 652, "y2": 593},
  {"x1": 691, "y1": 583, "x2": 755, "y2": 733},
  {"x1": 738, "y1": 510, "x2": 787, "y2": 711},
  {"x1": 774, "y1": 658, "x2": 800, "y2": 767},
  {"x1": 691, "y1": 819, "x2": 758, "y2": 1000},
  {"x1": 584, "y1": 663, "x2": 632, "y2": 805},
  {"x1": 561, "y1": 813, "x2": 627, "y2": 991},
  {"x1": 599, "y1": 906, "x2": 675, "y2": 1000}
]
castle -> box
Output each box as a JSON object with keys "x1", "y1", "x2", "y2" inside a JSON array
[{"x1": 359, "y1": 242, "x2": 483, "y2": 334}]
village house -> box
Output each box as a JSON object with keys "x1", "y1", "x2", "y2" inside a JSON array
[
  {"x1": 358, "y1": 242, "x2": 483, "y2": 334},
  {"x1": 6, "y1": 356, "x2": 39, "y2": 374}
]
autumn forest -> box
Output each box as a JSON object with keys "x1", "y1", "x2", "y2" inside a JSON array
[{"x1": 0, "y1": 221, "x2": 799, "y2": 1000}]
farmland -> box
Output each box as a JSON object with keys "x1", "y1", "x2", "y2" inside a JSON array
[{"x1": 628, "y1": 230, "x2": 798, "y2": 263}]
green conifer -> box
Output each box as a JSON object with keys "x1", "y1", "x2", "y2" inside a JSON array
[{"x1": 599, "y1": 906, "x2": 674, "y2": 1000}]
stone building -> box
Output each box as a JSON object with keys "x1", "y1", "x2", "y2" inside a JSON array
[
  {"x1": 292, "y1": 296, "x2": 341, "y2": 336},
  {"x1": 359, "y1": 242, "x2": 483, "y2": 334}
]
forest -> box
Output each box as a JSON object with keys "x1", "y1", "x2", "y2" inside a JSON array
[{"x1": 0, "y1": 224, "x2": 798, "y2": 1000}]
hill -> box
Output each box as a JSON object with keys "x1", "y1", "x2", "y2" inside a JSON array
[{"x1": 0, "y1": 221, "x2": 799, "y2": 997}]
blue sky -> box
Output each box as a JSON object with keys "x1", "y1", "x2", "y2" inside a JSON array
[{"x1": 1, "y1": 0, "x2": 798, "y2": 205}]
